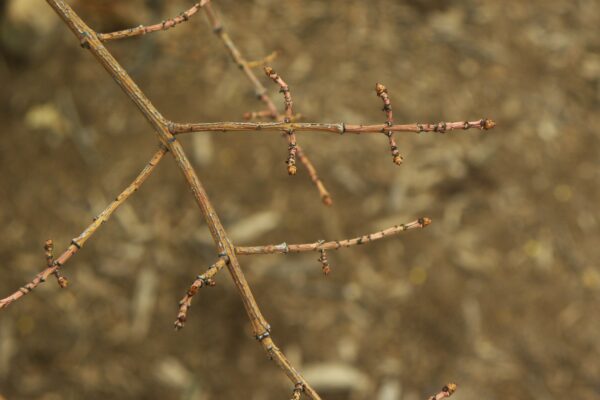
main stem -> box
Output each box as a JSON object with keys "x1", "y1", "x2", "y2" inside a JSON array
[{"x1": 45, "y1": 1, "x2": 319, "y2": 398}]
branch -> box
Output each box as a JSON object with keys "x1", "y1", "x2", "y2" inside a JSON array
[
  {"x1": 236, "y1": 218, "x2": 431, "y2": 256},
  {"x1": 175, "y1": 257, "x2": 228, "y2": 330},
  {"x1": 97, "y1": 1, "x2": 210, "y2": 42},
  {"x1": 376, "y1": 83, "x2": 403, "y2": 165},
  {"x1": 428, "y1": 383, "x2": 457, "y2": 400},
  {"x1": 0, "y1": 146, "x2": 167, "y2": 309},
  {"x1": 169, "y1": 118, "x2": 496, "y2": 135},
  {"x1": 264, "y1": 66, "x2": 298, "y2": 175},
  {"x1": 201, "y1": 2, "x2": 331, "y2": 203}
]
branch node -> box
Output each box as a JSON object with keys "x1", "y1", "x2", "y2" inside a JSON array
[{"x1": 255, "y1": 330, "x2": 271, "y2": 341}]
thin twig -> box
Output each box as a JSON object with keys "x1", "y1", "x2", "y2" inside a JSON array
[
  {"x1": 236, "y1": 218, "x2": 431, "y2": 256},
  {"x1": 376, "y1": 83, "x2": 403, "y2": 165},
  {"x1": 264, "y1": 66, "x2": 298, "y2": 175},
  {"x1": 428, "y1": 383, "x2": 457, "y2": 400},
  {"x1": 296, "y1": 146, "x2": 332, "y2": 206},
  {"x1": 201, "y1": 3, "x2": 331, "y2": 200},
  {"x1": 97, "y1": 1, "x2": 210, "y2": 42},
  {"x1": 45, "y1": 239, "x2": 69, "y2": 288},
  {"x1": 170, "y1": 118, "x2": 496, "y2": 135},
  {"x1": 175, "y1": 257, "x2": 228, "y2": 330},
  {"x1": 0, "y1": 146, "x2": 168, "y2": 309}
]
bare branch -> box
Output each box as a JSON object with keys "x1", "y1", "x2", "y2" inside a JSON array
[
  {"x1": 376, "y1": 83, "x2": 403, "y2": 165},
  {"x1": 170, "y1": 118, "x2": 496, "y2": 135},
  {"x1": 175, "y1": 257, "x2": 228, "y2": 330},
  {"x1": 0, "y1": 146, "x2": 168, "y2": 309},
  {"x1": 97, "y1": 1, "x2": 209, "y2": 42},
  {"x1": 236, "y1": 218, "x2": 431, "y2": 256}
]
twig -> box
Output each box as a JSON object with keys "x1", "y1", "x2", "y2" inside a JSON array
[
  {"x1": 376, "y1": 83, "x2": 403, "y2": 165},
  {"x1": 170, "y1": 118, "x2": 496, "y2": 135},
  {"x1": 0, "y1": 146, "x2": 167, "y2": 309},
  {"x1": 246, "y1": 51, "x2": 279, "y2": 69},
  {"x1": 317, "y1": 248, "x2": 331, "y2": 276},
  {"x1": 97, "y1": 1, "x2": 210, "y2": 42},
  {"x1": 428, "y1": 383, "x2": 457, "y2": 400},
  {"x1": 296, "y1": 146, "x2": 332, "y2": 206},
  {"x1": 236, "y1": 218, "x2": 431, "y2": 256},
  {"x1": 264, "y1": 66, "x2": 298, "y2": 175},
  {"x1": 45, "y1": 239, "x2": 68, "y2": 288},
  {"x1": 201, "y1": 3, "x2": 331, "y2": 200},
  {"x1": 175, "y1": 257, "x2": 228, "y2": 330}
]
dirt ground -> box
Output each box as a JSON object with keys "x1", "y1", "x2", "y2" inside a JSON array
[{"x1": 0, "y1": 0, "x2": 599, "y2": 399}]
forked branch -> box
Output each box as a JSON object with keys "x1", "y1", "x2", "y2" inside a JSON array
[
  {"x1": 0, "y1": 146, "x2": 167, "y2": 309},
  {"x1": 0, "y1": 0, "x2": 491, "y2": 397}
]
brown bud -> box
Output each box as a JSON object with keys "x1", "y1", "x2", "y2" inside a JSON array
[
  {"x1": 322, "y1": 265, "x2": 331, "y2": 276},
  {"x1": 418, "y1": 217, "x2": 432, "y2": 227},
  {"x1": 321, "y1": 194, "x2": 333, "y2": 207},
  {"x1": 483, "y1": 119, "x2": 496, "y2": 130},
  {"x1": 263, "y1": 66, "x2": 274, "y2": 77},
  {"x1": 393, "y1": 155, "x2": 404, "y2": 165},
  {"x1": 287, "y1": 165, "x2": 297, "y2": 176},
  {"x1": 443, "y1": 383, "x2": 457, "y2": 395},
  {"x1": 57, "y1": 276, "x2": 69, "y2": 289},
  {"x1": 375, "y1": 83, "x2": 387, "y2": 96}
]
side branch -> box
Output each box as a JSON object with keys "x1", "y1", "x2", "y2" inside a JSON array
[
  {"x1": 97, "y1": 1, "x2": 209, "y2": 41},
  {"x1": 236, "y1": 218, "x2": 431, "y2": 256},
  {"x1": 0, "y1": 146, "x2": 168, "y2": 309},
  {"x1": 175, "y1": 256, "x2": 228, "y2": 330},
  {"x1": 170, "y1": 118, "x2": 496, "y2": 135}
]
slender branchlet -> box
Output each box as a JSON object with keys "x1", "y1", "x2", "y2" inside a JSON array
[
  {"x1": 317, "y1": 248, "x2": 331, "y2": 276},
  {"x1": 170, "y1": 118, "x2": 496, "y2": 135},
  {"x1": 45, "y1": 239, "x2": 68, "y2": 288},
  {"x1": 236, "y1": 218, "x2": 431, "y2": 256},
  {"x1": 175, "y1": 257, "x2": 228, "y2": 330},
  {"x1": 428, "y1": 383, "x2": 457, "y2": 400},
  {"x1": 264, "y1": 66, "x2": 298, "y2": 175},
  {"x1": 296, "y1": 146, "x2": 332, "y2": 206},
  {"x1": 97, "y1": 1, "x2": 210, "y2": 42},
  {"x1": 246, "y1": 51, "x2": 279, "y2": 69},
  {"x1": 0, "y1": 146, "x2": 167, "y2": 309},
  {"x1": 376, "y1": 83, "x2": 403, "y2": 165}
]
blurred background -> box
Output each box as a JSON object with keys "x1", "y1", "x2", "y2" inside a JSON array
[{"x1": 0, "y1": 0, "x2": 599, "y2": 399}]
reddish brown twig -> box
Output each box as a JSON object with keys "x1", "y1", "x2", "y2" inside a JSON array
[
  {"x1": 246, "y1": 51, "x2": 279, "y2": 69},
  {"x1": 376, "y1": 83, "x2": 403, "y2": 165},
  {"x1": 264, "y1": 66, "x2": 298, "y2": 175},
  {"x1": 170, "y1": 118, "x2": 496, "y2": 135},
  {"x1": 428, "y1": 383, "x2": 457, "y2": 400},
  {"x1": 175, "y1": 257, "x2": 228, "y2": 330},
  {"x1": 0, "y1": 146, "x2": 167, "y2": 309},
  {"x1": 296, "y1": 146, "x2": 332, "y2": 206},
  {"x1": 45, "y1": 240, "x2": 68, "y2": 288},
  {"x1": 236, "y1": 218, "x2": 431, "y2": 256},
  {"x1": 97, "y1": 1, "x2": 209, "y2": 42},
  {"x1": 317, "y1": 248, "x2": 331, "y2": 276}
]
